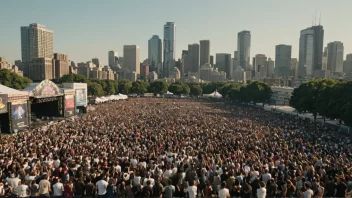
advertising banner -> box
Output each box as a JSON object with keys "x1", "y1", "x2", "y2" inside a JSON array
[
  {"x1": 76, "y1": 89, "x2": 87, "y2": 107},
  {"x1": 34, "y1": 80, "x2": 61, "y2": 97},
  {"x1": 11, "y1": 100, "x2": 28, "y2": 130},
  {"x1": 65, "y1": 95, "x2": 75, "y2": 116},
  {"x1": 0, "y1": 94, "x2": 8, "y2": 114}
]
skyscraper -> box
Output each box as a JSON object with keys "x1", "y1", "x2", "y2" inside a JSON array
[
  {"x1": 108, "y1": 51, "x2": 118, "y2": 68},
  {"x1": 327, "y1": 41, "x2": 344, "y2": 73},
  {"x1": 200, "y1": 40, "x2": 210, "y2": 67},
  {"x1": 53, "y1": 53, "x2": 69, "y2": 79},
  {"x1": 148, "y1": 35, "x2": 162, "y2": 74},
  {"x1": 237, "y1": 31, "x2": 251, "y2": 70},
  {"x1": 298, "y1": 25, "x2": 324, "y2": 77},
  {"x1": 253, "y1": 54, "x2": 267, "y2": 78},
  {"x1": 21, "y1": 23, "x2": 54, "y2": 77},
  {"x1": 187, "y1": 44, "x2": 200, "y2": 74},
  {"x1": 163, "y1": 22, "x2": 176, "y2": 77},
  {"x1": 275, "y1": 45, "x2": 292, "y2": 77},
  {"x1": 216, "y1": 53, "x2": 232, "y2": 80},
  {"x1": 291, "y1": 58, "x2": 298, "y2": 77},
  {"x1": 266, "y1": 58, "x2": 275, "y2": 78},
  {"x1": 210, "y1": 55, "x2": 214, "y2": 66},
  {"x1": 343, "y1": 54, "x2": 352, "y2": 74},
  {"x1": 123, "y1": 45, "x2": 140, "y2": 75}
]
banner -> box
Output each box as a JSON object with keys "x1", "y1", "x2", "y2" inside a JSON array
[
  {"x1": 11, "y1": 101, "x2": 28, "y2": 130},
  {"x1": 65, "y1": 95, "x2": 75, "y2": 110},
  {"x1": 34, "y1": 80, "x2": 61, "y2": 97},
  {"x1": 0, "y1": 94, "x2": 8, "y2": 114},
  {"x1": 76, "y1": 89, "x2": 87, "y2": 107}
]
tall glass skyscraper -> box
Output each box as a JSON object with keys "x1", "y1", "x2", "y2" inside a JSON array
[
  {"x1": 237, "y1": 31, "x2": 251, "y2": 71},
  {"x1": 298, "y1": 25, "x2": 324, "y2": 77},
  {"x1": 275, "y1": 45, "x2": 292, "y2": 77},
  {"x1": 327, "y1": 41, "x2": 344, "y2": 73},
  {"x1": 163, "y1": 22, "x2": 176, "y2": 77},
  {"x1": 148, "y1": 35, "x2": 162, "y2": 74}
]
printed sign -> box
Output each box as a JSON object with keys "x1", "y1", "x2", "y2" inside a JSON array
[
  {"x1": 76, "y1": 89, "x2": 87, "y2": 107},
  {"x1": 0, "y1": 94, "x2": 8, "y2": 114},
  {"x1": 65, "y1": 95, "x2": 75, "y2": 110},
  {"x1": 34, "y1": 80, "x2": 61, "y2": 97}
]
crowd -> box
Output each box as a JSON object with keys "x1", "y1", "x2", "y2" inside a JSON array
[{"x1": 0, "y1": 98, "x2": 351, "y2": 198}]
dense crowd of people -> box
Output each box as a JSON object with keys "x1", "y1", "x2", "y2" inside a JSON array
[{"x1": 0, "y1": 98, "x2": 351, "y2": 198}]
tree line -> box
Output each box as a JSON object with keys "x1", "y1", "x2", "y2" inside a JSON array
[{"x1": 290, "y1": 79, "x2": 352, "y2": 128}]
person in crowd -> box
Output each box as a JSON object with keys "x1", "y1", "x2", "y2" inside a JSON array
[
  {"x1": 15, "y1": 179, "x2": 30, "y2": 198},
  {"x1": 257, "y1": 181, "x2": 267, "y2": 198},
  {"x1": 52, "y1": 178, "x2": 64, "y2": 198},
  {"x1": 218, "y1": 181, "x2": 230, "y2": 198},
  {"x1": 39, "y1": 174, "x2": 51, "y2": 198},
  {"x1": 302, "y1": 182, "x2": 314, "y2": 198},
  {"x1": 96, "y1": 176, "x2": 108, "y2": 198}
]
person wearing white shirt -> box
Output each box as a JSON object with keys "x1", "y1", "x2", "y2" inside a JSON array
[
  {"x1": 186, "y1": 180, "x2": 197, "y2": 198},
  {"x1": 218, "y1": 182, "x2": 230, "y2": 198},
  {"x1": 52, "y1": 178, "x2": 64, "y2": 197},
  {"x1": 257, "y1": 181, "x2": 267, "y2": 198},
  {"x1": 15, "y1": 180, "x2": 29, "y2": 198},
  {"x1": 262, "y1": 169, "x2": 272, "y2": 184},
  {"x1": 96, "y1": 178, "x2": 108, "y2": 197},
  {"x1": 302, "y1": 183, "x2": 314, "y2": 198}
]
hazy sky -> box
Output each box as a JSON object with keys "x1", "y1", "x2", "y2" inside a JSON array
[{"x1": 0, "y1": 0, "x2": 351, "y2": 65}]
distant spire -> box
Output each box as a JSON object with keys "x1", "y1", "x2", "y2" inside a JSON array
[
  {"x1": 319, "y1": 12, "x2": 321, "y2": 25},
  {"x1": 314, "y1": 9, "x2": 317, "y2": 25}
]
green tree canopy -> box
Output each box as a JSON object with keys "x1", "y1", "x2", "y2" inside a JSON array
[
  {"x1": 245, "y1": 81, "x2": 272, "y2": 104},
  {"x1": 168, "y1": 83, "x2": 184, "y2": 95},
  {"x1": 58, "y1": 74, "x2": 88, "y2": 83},
  {"x1": 189, "y1": 83, "x2": 203, "y2": 96},
  {"x1": 118, "y1": 79, "x2": 132, "y2": 94},
  {"x1": 0, "y1": 69, "x2": 32, "y2": 90},
  {"x1": 219, "y1": 83, "x2": 242, "y2": 98},
  {"x1": 315, "y1": 79, "x2": 339, "y2": 120},
  {"x1": 131, "y1": 80, "x2": 149, "y2": 95},
  {"x1": 87, "y1": 82, "x2": 104, "y2": 96},
  {"x1": 149, "y1": 80, "x2": 169, "y2": 96}
]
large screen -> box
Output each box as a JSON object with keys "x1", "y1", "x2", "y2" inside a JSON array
[
  {"x1": 11, "y1": 101, "x2": 28, "y2": 131},
  {"x1": 76, "y1": 89, "x2": 87, "y2": 107},
  {"x1": 0, "y1": 94, "x2": 8, "y2": 114}
]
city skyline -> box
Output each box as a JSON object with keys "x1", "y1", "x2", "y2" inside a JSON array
[{"x1": 1, "y1": 0, "x2": 352, "y2": 66}]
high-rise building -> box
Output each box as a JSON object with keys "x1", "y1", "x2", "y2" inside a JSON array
[
  {"x1": 200, "y1": 40, "x2": 210, "y2": 67},
  {"x1": 21, "y1": 23, "x2": 54, "y2": 77},
  {"x1": 298, "y1": 25, "x2": 324, "y2": 77},
  {"x1": 108, "y1": 51, "x2": 118, "y2": 68},
  {"x1": 275, "y1": 45, "x2": 292, "y2": 77},
  {"x1": 233, "y1": 66, "x2": 246, "y2": 83},
  {"x1": 181, "y1": 50, "x2": 188, "y2": 77},
  {"x1": 187, "y1": 44, "x2": 200, "y2": 74},
  {"x1": 291, "y1": 58, "x2": 298, "y2": 77},
  {"x1": 14, "y1": 60, "x2": 22, "y2": 70},
  {"x1": 123, "y1": 45, "x2": 140, "y2": 75},
  {"x1": 148, "y1": 35, "x2": 162, "y2": 74},
  {"x1": 53, "y1": 53, "x2": 69, "y2": 79},
  {"x1": 343, "y1": 54, "x2": 352, "y2": 74},
  {"x1": 327, "y1": 41, "x2": 344, "y2": 73},
  {"x1": 92, "y1": 58, "x2": 101, "y2": 66},
  {"x1": 29, "y1": 57, "x2": 53, "y2": 81},
  {"x1": 140, "y1": 63, "x2": 149, "y2": 80},
  {"x1": 216, "y1": 53, "x2": 232, "y2": 80},
  {"x1": 266, "y1": 58, "x2": 275, "y2": 78},
  {"x1": 237, "y1": 31, "x2": 251, "y2": 70},
  {"x1": 210, "y1": 55, "x2": 214, "y2": 66},
  {"x1": 163, "y1": 22, "x2": 176, "y2": 77},
  {"x1": 253, "y1": 54, "x2": 267, "y2": 78},
  {"x1": 0, "y1": 57, "x2": 12, "y2": 70}
]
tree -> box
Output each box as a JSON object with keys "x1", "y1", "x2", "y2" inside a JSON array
[
  {"x1": 333, "y1": 81, "x2": 352, "y2": 127},
  {"x1": 118, "y1": 79, "x2": 132, "y2": 94},
  {"x1": 58, "y1": 74, "x2": 88, "y2": 83},
  {"x1": 131, "y1": 80, "x2": 148, "y2": 95},
  {"x1": 228, "y1": 84, "x2": 243, "y2": 102},
  {"x1": 149, "y1": 80, "x2": 169, "y2": 96},
  {"x1": 87, "y1": 82, "x2": 104, "y2": 96},
  {"x1": 178, "y1": 82, "x2": 190, "y2": 95},
  {"x1": 219, "y1": 83, "x2": 242, "y2": 98},
  {"x1": 0, "y1": 69, "x2": 32, "y2": 89},
  {"x1": 315, "y1": 79, "x2": 339, "y2": 121},
  {"x1": 104, "y1": 80, "x2": 117, "y2": 95},
  {"x1": 168, "y1": 83, "x2": 184, "y2": 95},
  {"x1": 202, "y1": 83, "x2": 216, "y2": 94},
  {"x1": 245, "y1": 81, "x2": 272, "y2": 104},
  {"x1": 189, "y1": 83, "x2": 203, "y2": 96}
]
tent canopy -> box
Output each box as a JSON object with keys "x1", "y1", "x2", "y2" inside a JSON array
[
  {"x1": 203, "y1": 91, "x2": 222, "y2": 98},
  {"x1": 93, "y1": 94, "x2": 128, "y2": 104},
  {"x1": 0, "y1": 84, "x2": 29, "y2": 96}
]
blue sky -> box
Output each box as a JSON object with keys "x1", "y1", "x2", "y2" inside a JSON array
[{"x1": 0, "y1": 0, "x2": 351, "y2": 65}]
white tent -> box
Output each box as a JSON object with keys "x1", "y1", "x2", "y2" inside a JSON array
[
  {"x1": 203, "y1": 91, "x2": 222, "y2": 98},
  {"x1": 92, "y1": 94, "x2": 128, "y2": 104}
]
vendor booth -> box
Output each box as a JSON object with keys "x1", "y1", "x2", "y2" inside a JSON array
[
  {"x1": 0, "y1": 84, "x2": 30, "y2": 133},
  {"x1": 23, "y1": 80, "x2": 64, "y2": 118}
]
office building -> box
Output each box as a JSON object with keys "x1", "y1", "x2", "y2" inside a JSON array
[
  {"x1": 148, "y1": 71, "x2": 158, "y2": 82},
  {"x1": 187, "y1": 44, "x2": 200, "y2": 74},
  {"x1": 298, "y1": 25, "x2": 324, "y2": 77},
  {"x1": 0, "y1": 57, "x2": 12, "y2": 70},
  {"x1": 140, "y1": 63, "x2": 150, "y2": 80},
  {"x1": 14, "y1": 60, "x2": 22, "y2": 70},
  {"x1": 275, "y1": 45, "x2": 292, "y2": 77},
  {"x1": 199, "y1": 63, "x2": 213, "y2": 82},
  {"x1": 163, "y1": 22, "x2": 176, "y2": 77},
  {"x1": 291, "y1": 58, "x2": 298, "y2": 77},
  {"x1": 148, "y1": 35, "x2": 162, "y2": 74},
  {"x1": 343, "y1": 54, "x2": 352, "y2": 74},
  {"x1": 233, "y1": 66, "x2": 246, "y2": 83},
  {"x1": 253, "y1": 54, "x2": 267, "y2": 79},
  {"x1": 266, "y1": 58, "x2": 275, "y2": 78},
  {"x1": 29, "y1": 57, "x2": 53, "y2": 81},
  {"x1": 181, "y1": 50, "x2": 189, "y2": 77},
  {"x1": 123, "y1": 45, "x2": 140, "y2": 75},
  {"x1": 170, "y1": 67, "x2": 181, "y2": 80},
  {"x1": 327, "y1": 41, "x2": 344, "y2": 73},
  {"x1": 53, "y1": 53, "x2": 69, "y2": 79},
  {"x1": 200, "y1": 40, "x2": 210, "y2": 67},
  {"x1": 108, "y1": 51, "x2": 118, "y2": 68},
  {"x1": 210, "y1": 55, "x2": 214, "y2": 66},
  {"x1": 92, "y1": 58, "x2": 101, "y2": 66},
  {"x1": 237, "y1": 31, "x2": 251, "y2": 70},
  {"x1": 216, "y1": 53, "x2": 232, "y2": 80},
  {"x1": 21, "y1": 23, "x2": 54, "y2": 77}
]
